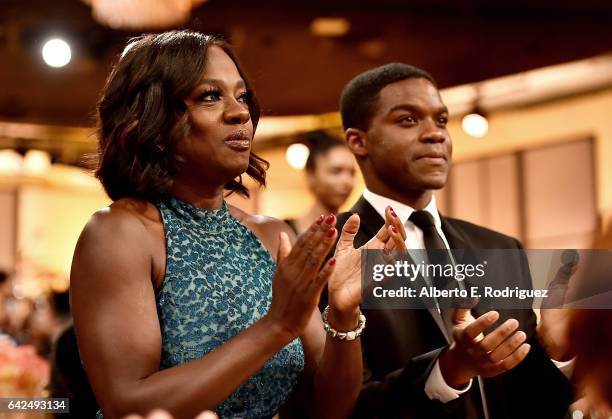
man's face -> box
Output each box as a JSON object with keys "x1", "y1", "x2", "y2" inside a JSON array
[{"x1": 364, "y1": 77, "x2": 452, "y2": 194}]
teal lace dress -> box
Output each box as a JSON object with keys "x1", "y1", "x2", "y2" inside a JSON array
[{"x1": 154, "y1": 196, "x2": 305, "y2": 418}]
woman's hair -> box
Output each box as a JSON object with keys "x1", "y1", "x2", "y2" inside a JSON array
[
  {"x1": 95, "y1": 30, "x2": 268, "y2": 201},
  {"x1": 301, "y1": 130, "x2": 347, "y2": 174}
]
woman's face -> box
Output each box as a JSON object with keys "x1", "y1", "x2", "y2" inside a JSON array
[
  {"x1": 177, "y1": 46, "x2": 254, "y2": 186},
  {"x1": 308, "y1": 146, "x2": 356, "y2": 211}
]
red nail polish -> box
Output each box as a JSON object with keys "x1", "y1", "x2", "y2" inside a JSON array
[
  {"x1": 326, "y1": 227, "x2": 335, "y2": 237},
  {"x1": 325, "y1": 214, "x2": 334, "y2": 224},
  {"x1": 390, "y1": 208, "x2": 397, "y2": 217},
  {"x1": 329, "y1": 258, "x2": 336, "y2": 266},
  {"x1": 316, "y1": 214, "x2": 324, "y2": 224}
]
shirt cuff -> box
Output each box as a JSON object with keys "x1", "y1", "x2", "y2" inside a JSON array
[
  {"x1": 424, "y1": 359, "x2": 473, "y2": 403},
  {"x1": 551, "y1": 357, "x2": 576, "y2": 379}
]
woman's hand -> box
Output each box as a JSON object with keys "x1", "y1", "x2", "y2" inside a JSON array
[
  {"x1": 327, "y1": 206, "x2": 407, "y2": 324},
  {"x1": 122, "y1": 409, "x2": 218, "y2": 419},
  {"x1": 266, "y1": 214, "x2": 338, "y2": 339}
]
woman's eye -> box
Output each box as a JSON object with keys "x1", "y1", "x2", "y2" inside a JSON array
[
  {"x1": 198, "y1": 90, "x2": 221, "y2": 102},
  {"x1": 237, "y1": 91, "x2": 251, "y2": 103}
]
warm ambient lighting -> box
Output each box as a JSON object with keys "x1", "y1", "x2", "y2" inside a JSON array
[
  {"x1": 310, "y1": 17, "x2": 350, "y2": 37},
  {"x1": 0, "y1": 150, "x2": 23, "y2": 174},
  {"x1": 82, "y1": 0, "x2": 207, "y2": 29},
  {"x1": 286, "y1": 143, "x2": 310, "y2": 170},
  {"x1": 24, "y1": 150, "x2": 52, "y2": 174},
  {"x1": 42, "y1": 39, "x2": 72, "y2": 68},
  {"x1": 462, "y1": 112, "x2": 489, "y2": 138}
]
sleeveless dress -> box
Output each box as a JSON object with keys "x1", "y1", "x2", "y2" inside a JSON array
[{"x1": 155, "y1": 196, "x2": 304, "y2": 418}]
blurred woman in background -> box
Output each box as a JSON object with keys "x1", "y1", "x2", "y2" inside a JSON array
[
  {"x1": 567, "y1": 224, "x2": 612, "y2": 418},
  {"x1": 285, "y1": 131, "x2": 355, "y2": 235}
]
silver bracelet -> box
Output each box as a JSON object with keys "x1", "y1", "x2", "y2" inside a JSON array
[{"x1": 322, "y1": 305, "x2": 366, "y2": 341}]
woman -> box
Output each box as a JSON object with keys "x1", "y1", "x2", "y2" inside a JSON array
[
  {"x1": 70, "y1": 31, "x2": 404, "y2": 419},
  {"x1": 286, "y1": 131, "x2": 356, "y2": 235},
  {"x1": 566, "y1": 225, "x2": 612, "y2": 418}
]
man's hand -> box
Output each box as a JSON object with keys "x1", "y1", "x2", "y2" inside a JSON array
[{"x1": 439, "y1": 309, "x2": 531, "y2": 388}]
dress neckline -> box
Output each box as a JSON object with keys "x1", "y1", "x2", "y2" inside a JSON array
[{"x1": 165, "y1": 195, "x2": 232, "y2": 225}]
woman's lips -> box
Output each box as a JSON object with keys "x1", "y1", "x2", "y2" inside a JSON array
[{"x1": 224, "y1": 130, "x2": 251, "y2": 151}]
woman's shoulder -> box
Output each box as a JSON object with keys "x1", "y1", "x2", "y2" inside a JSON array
[
  {"x1": 79, "y1": 198, "x2": 161, "y2": 250},
  {"x1": 227, "y1": 205, "x2": 297, "y2": 258},
  {"x1": 228, "y1": 205, "x2": 294, "y2": 237}
]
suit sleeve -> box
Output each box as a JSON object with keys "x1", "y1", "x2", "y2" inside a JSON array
[{"x1": 349, "y1": 346, "x2": 477, "y2": 419}]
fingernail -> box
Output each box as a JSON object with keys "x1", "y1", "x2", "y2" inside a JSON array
[
  {"x1": 391, "y1": 226, "x2": 397, "y2": 233},
  {"x1": 326, "y1": 227, "x2": 335, "y2": 237},
  {"x1": 390, "y1": 207, "x2": 397, "y2": 217},
  {"x1": 329, "y1": 258, "x2": 336, "y2": 266},
  {"x1": 316, "y1": 214, "x2": 325, "y2": 224},
  {"x1": 325, "y1": 214, "x2": 334, "y2": 224}
]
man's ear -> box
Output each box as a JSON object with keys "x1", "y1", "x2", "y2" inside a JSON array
[{"x1": 345, "y1": 128, "x2": 368, "y2": 157}]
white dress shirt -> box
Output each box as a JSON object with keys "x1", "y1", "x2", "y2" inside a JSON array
[
  {"x1": 362, "y1": 188, "x2": 574, "y2": 403},
  {"x1": 362, "y1": 188, "x2": 472, "y2": 402}
]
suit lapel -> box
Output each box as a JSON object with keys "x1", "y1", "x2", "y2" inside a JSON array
[
  {"x1": 440, "y1": 215, "x2": 468, "y2": 249},
  {"x1": 350, "y1": 196, "x2": 385, "y2": 241}
]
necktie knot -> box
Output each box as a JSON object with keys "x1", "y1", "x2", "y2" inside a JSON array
[{"x1": 409, "y1": 210, "x2": 436, "y2": 230}]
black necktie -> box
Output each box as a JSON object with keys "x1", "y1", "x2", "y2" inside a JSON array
[
  {"x1": 409, "y1": 210, "x2": 450, "y2": 264},
  {"x1": 409, "y1": 210, "x2": 457, "y2": 335}
]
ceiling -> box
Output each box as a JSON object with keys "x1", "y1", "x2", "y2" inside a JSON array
[{"x1": 1, "y1": 0, "x2": 612, "y2": 127}]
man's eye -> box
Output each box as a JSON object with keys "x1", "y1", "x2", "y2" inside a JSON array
[
  {"x1": 398, "y1": 116, "x2": 416, "y2": 125},
  {"x1": 438, "y1": 116, "x2": 448, "y2": 126}
]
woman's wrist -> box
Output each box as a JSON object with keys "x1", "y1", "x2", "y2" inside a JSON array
[
  {"x1": 327, "y1": 306, "x2": 360, "y2": 331},
  {"x1": 260, "y1": 314, "x2": 298, "y2": 345}
]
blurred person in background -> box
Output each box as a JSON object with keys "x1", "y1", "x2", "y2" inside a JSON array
[
  {"x1": 285, "y1": 131, "x2": 356, "y2": 235},
  {"x1": 565, "y1": 225, "x2": 612, "y2": 419},
  {"x1": 70, "y1": 30, "x2": 402, "y2": 419},
  {"x1": 0, "y1": 271, "x2": 10, "y2": 337}
]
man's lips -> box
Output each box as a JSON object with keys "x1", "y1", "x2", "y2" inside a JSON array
[{"x1": 416, "y1": 152, "x2": 447, "y2": 164}]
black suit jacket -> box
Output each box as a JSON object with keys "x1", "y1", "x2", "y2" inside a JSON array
[{"x1": 334, "y1": 196, "x2": 573, "y2": 419}]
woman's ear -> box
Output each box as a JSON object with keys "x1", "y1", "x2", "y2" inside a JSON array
[
  {"x1": 306, "y1": 170, "x2": 316, "y2": 192},
  {"x1": 345, "y1": 128, "x2": 368, "y2": 158}
]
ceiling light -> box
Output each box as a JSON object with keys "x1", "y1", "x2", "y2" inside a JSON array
[
  {"x1": 42, "y1": 39, "x2": 71, "y2": 68},
  {"x1": 310, "y1": 17, "x2": 350, "y2": 38},
  {"x1": 286, "y1": 143, "x2": 310, "y2": 170},
  {"x1": 462, "y1": 110, "x2": 489, "y2": 138}
]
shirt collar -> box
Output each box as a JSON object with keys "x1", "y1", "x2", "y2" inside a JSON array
[{"x1": 362, "y1": 187, "x2": 442, "y2": 229}]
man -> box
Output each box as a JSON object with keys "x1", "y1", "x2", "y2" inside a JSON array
[{"x1": 335, "y1": 63, "x2": 574, "y2": 418}]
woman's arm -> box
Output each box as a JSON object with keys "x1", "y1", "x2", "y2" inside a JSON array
[
  {"x1": 300, "y1": 308, "x2": 362, "y2": 419},
  {"x1": 298, "y1": 209, "x2": 408, "y2": 419},
  {"x1": 71, "y1": 208, "x2": 334, "y2": 419}
]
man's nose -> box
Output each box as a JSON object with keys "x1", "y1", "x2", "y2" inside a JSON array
[{"x1": 420, "y1": 120, "x2": 447, "y2": 143}]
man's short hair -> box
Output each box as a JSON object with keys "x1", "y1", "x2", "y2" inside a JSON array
[{"x1": 340, "y1": 63, "x2": 436, "y2": 131}]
